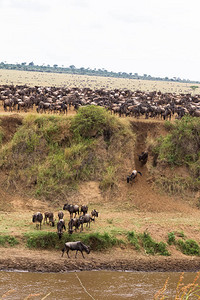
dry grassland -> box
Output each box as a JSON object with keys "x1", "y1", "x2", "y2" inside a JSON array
[{"x1": 0, "y1": 69, "x2": 199, "y2": 94}]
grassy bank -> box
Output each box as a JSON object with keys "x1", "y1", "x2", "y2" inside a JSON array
[
  {"x1": 150, "y1": 116, "x2": 200, "y2": 196},
  {"x1": 0, "y1": 106, "x2": 135, "y2": 200},
  {"x1": 1, "y1": 229, "x2": 200, "y2": 257}
]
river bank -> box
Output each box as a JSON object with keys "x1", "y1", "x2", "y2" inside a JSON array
[{"x1": 1, "y1": 247, "x2": 200, "y2": 273}]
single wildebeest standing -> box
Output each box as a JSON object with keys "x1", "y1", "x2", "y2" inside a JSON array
[
  {"x1": 44, "y1": 212, "x2": 55, "y2": 227},
  {"x1": 62, "y1": 241, "x2": 90, "y2": 258},
  {"x1": 63, "y1": 203, "x2": 79, "y2": 218},
  {"x1": 68, "y1": 217, "x2": 81, "y2": 234},
  {"x1": 138, "y1": 151, "x2": 148, "y2": 165},
  {"x1": 58, "y1": 211, "x2": 64, "y2": 220},
  {"x1": 91, "y1": 209, "x2": 99, "y2": 222},
  {"x1": 57, "y1": 219, "x2": 66, "y2": 239},
  {"x1": 127, "y1": 169, "x2": 142, "y2": 183},
  {"x1": 32, "y1": 212, "x2": 43, "y2": 229},
  {"x1": 79, "y1": 214, "x2": 95, "y2": 232},
  {"x1": 80, "y1": 205, "x2": 88, "y2": 215}
]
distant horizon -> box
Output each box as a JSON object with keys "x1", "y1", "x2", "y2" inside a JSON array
[{"x1": 0, "y1": 61, "x2": 199, "y2": 84}]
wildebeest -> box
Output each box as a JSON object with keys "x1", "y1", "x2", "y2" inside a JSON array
[
  {"x1": 91, "y1": 209, "x2": 99, "y2": 222},
  {"x1": 58, "y1": 211, "x2": 64, "y2": 220},
  {"x1": 68, "y1": 217, "x2": 81, "y2": 234},
  {"x1": 57, "y1": 219, "x2": 66, "y2": 239},
  {"x1": 127, "y1": 170, "x2": 142, "y2": 183},
  {"x1": 62, "y1": 241, "x2": 90, "y2": 258},
  {"x1": 80, "y1": 205, "x2": 88, "y2": 215},
  {"x1": 138, "y1": 151, "x2": 148, "y2": 165},
  {"x1": 44, "y1": 212, "x2": 55, "y2": 227},
  {"x1": 79, "y1": 214, "x2": 95, "y2": 232},
  {"x1": 63, "y1": 203, "x2": 79, "y2": 218},
  {"x1": 32, "y1": 212, "x2": 43, "y2": 229}
]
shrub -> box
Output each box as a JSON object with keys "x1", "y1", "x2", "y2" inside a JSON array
[
  {"x1": 167, "y1": 232, "x2": 176, "y2": 245},
  {"x1": 71, "y1": 105, "x2": 117, "y2": 140},
  {"x1": 127, "y1": 231, "x2": 140, "y2": 250},
  {"x1": 177, "y1": 239, "x2": 200, "y2": 256},
  {"x1": 139, "y1": 232, "x2": 170, "y2": 256}
]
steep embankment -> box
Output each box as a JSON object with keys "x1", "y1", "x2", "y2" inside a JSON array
[
  {"x1": 1, "y1": 111, "x2": 200, "y2": 273},
  {"x1": 0, "y1": 114, "x2": 197, "y2": 213}
]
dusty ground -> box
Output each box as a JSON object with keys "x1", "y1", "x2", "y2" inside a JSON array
[{"x1": 0, "y1": 109, "x2": 200, "y2": 273}]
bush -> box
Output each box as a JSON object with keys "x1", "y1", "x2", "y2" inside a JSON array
[
  {"x1": 155, "y1": 116, "x2": 200, "y2": 166},
  {"x1": 127, "y1": 231, "x2": 140, "y2": 250},
  {"x1": 177, "y1": 239, "x2": 200, "y2": 256},
  {"x1": 167, "y1": 232, "x2": 176, "y2": 245},
  {"x1": 139, "y1": 232, "x2": 170, "y2": 256},
  {"x1": 71, "y1": 105, "x2": 117, "y2": 140}
]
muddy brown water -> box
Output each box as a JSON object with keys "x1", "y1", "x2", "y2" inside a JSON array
[{"x1": 0, "y1": 271, "x2": 199, "y2": 299}]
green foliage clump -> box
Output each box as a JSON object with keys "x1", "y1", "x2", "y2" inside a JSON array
[
  {"x1": 177, "y1": 239, "x2": 200, "y2": 256},
  {"x1": 0, "y1": 235, "x2": 19, "y2": 247},
  {"x1": 139, "y1": 232, "x2": 170, "y2": 256},
  {"x1": 153, "y1": 116, "x2": 200, "y2": 193},
  {"x1": 71, "y1": 105, "x2": 117, "y2": 140},
  {"x1": 167, "y1": 232, "x2": 200, "y2": 256},
  {"x1": 167, "y1": 232, "x2": 176, "y2": 245},
  {"x1": 25, "y1": 232, "x2": 61, "y2": 249},
  {"x1": 127, "y1": 231, "x2": 140, "y2": 250},
  {"x1": 24, "y1": 231, "x2": 121, "y2": 251},
  {"x1": 155, "y1": 116, "x2": 200, "y2": 166}
]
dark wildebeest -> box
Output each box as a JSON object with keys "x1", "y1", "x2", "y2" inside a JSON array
[
  {"x1": 57, "y1": 219, "x2": 66, "y2": 239},
  {"x1": 138, "y1": 151, "x2": 148, "y2": 165},
  {"x1": 32, "y1": 212, "x2": 43, "y2": 229},
  {"x1": 44, "y1": 212, "x2": 55, "y2": 227},
  {"x1": 68, "y1": 218, "x2": 81, "y2": 234},
  {"x1": 127, "y1": 170, "x2": 142, "y2": 183},
  {"x1": 79, "y1": 214, "x2": 95, "y2": 232},
  {"x1": 58, "y1": 211, "x2": 64, "y2": 220},
  {"x1": 62, "y1": 241, "x2": 90, "y2": 258},
  {"x1": 63, "y1": 204, "x2": 79, "y2": 218},
  {"x1": 80, "y1": 205, "x2": 88, "y2": 215},
  {"x1": 91, "y1": 209, "x2": 99, "y2": 222}
]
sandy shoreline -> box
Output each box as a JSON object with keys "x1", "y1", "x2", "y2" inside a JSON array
[{"x1": 1, "y1": 248, "x2": 200, "y2": 273}]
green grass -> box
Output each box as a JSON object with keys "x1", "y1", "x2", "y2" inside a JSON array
[
  {"x1": 0, "y1": 106, "x2": 136, "y2": 199},
  {"x1": 127, "y1": 231, "x2": 140, "y2": 250},
  {"x1": 177, "y1": 239, "x2": 200, "y2": 256},
  {"x1": 24, "y1": 231, "x2": 122, "y2": 251},
  {"x1": 127, "y1": 231, "x2": 170, "y2": 255},
  {"x1": 0, "y1": 235, "x2": 19, "y2": 247},
  {"x1": 153, "y1": 116, "x2": 200, "y2": 193}
]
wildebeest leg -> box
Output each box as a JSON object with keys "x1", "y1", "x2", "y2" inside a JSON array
[
  {"x1": 78, "y1": 250, "x2": 85, "y2": 259},
  {"x1": 61, "y1": 246, "x2": 66, "y2": 257},
  {"x1": 67, "y1": 249, "x2": 70, "y2": 258}
]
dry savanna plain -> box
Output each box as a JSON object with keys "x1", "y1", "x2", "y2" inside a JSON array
[{"x1": 0, "y1": 69, "x2": 200, "y2": 274}]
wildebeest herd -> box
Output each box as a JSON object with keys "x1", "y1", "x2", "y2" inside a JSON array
[
  {"x1": 32, "y1": 204, "x2": 99, "y2": 258},
  {"x1": 0, "y1": 84, "x2": 200, "y2": 119}
]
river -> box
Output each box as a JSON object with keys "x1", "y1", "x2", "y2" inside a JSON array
[{"x1": 0, "y1": 271, "x2": 200, "y2": 299}]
